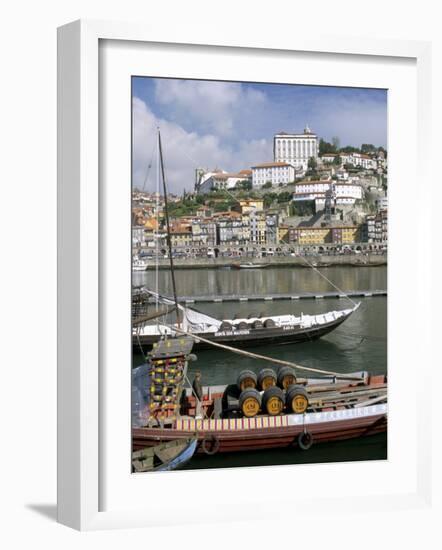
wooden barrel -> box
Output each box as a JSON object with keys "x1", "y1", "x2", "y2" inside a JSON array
[
  {"x1": 286, "y1": 385, "x2": 309, "y2": 414},
  {"x1": 219, "y1": 321, "x2": 233, "y2": 332},
  {"x1": 277, "y1": 366, "x2": 297, "y2": 389},
  {"x1": 263, "y1": 319, "x2": 276, "y2": 328},
  {"x1": 262, "y1": 386, "x2": 285, "y2": 416},
  {"x1": 237, "y1": 369, "x2": 258, "y2": 391},
  {"x1": 252, "y1": 319, "x2": 263, "y2": 329},
  {"x1": 239, "y1": 388, "x2": 262, "y2": 417},
  {"x1": 257, "y1": 368, "x2": 277, "y2": 391},
  {"x1": 237, "y1": 321, "x2": 249, "y2": 330}
]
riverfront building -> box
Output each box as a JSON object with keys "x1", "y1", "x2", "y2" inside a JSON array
[{"x1": 290, "y1": 225, "x2": 361, "y2": 246}]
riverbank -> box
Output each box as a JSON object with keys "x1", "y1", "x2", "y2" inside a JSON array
[{"x1": 144, "y1": 253, "x2": 387, "y2": 270}]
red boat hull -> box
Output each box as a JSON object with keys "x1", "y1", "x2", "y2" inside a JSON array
[{"x1": 133, "y1": 412, "x2": 387, "y2": 454}]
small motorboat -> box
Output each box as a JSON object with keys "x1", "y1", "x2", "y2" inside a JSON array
[
  {"x1": 232, "y1": 262, "x2": 270, "y2": 269},
  {"x1": 132, "y1": 438, "x2": 197, "y2": 472},
  {"x1": 132, "y1": 255, "x2": 148, "y2": 271}
]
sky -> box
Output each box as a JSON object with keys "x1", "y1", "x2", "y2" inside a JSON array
[{"x1": 132, "y1": 77, "x2": 387, "y2": 194}]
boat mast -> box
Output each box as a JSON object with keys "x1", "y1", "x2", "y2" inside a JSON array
[{"x1": 157, "y1": 128, "x2": 181, "y2": 327}]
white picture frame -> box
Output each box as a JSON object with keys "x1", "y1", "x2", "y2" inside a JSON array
[{"x1": 57, "y1": 19, "x2": 433, "y2": 531}]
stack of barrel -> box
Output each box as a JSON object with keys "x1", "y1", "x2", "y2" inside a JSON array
[
  {"x1": 148, "y1": 354, "x2": 185, "y2": 421},
  {"x1": 237, "y1": 367, "x2": 309, "y2": 417}
]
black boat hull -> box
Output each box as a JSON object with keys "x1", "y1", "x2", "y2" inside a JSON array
[{"x1": 133, "y1": 312, "x2": 351, "y2": 351}]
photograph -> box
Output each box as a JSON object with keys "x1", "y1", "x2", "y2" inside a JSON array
[{"x1": 130, "y1": 76, "x2": 388, "y2": 472}]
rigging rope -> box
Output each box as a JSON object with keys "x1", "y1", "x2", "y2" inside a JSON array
[
  {"x1": 297, "y1": 254, "x2": 358, "y2": 308},
  {"x1": 163, "y1": 324, "x2": 364, "y2": 381},
  {"x1": 141, "y1": 140, "x2": 157, "y2": 192}
]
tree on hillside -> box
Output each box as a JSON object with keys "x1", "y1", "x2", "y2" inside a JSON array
[
  {"x1": 341, "y1": 145, "x2": 361, "y2": 153},
  {"x1": 305, "y1": 156, "x2": 318, "y2": 177},
  {"x1": 319, "y1": 138, "x2": 337, "y2": 155},
  {"x1": 235, "y1": 179, "x2": 252, "y2": 191},
  {"x1": 308, "y1": 157, "x2": 317, "y2": 170},
  {"x1": 277, "y1": 191, "x2": 293, "y2": 203},
  {"x1": 263, "y1": 192, "x2": 277, "y2": 208},
  {"x1": 361, "y1": 144, "x2": 376, "y2": 154},
  {"x1": 333, "y1": 155, "x2": 342, "y2": 166},
  {"x1": 291, "y1": 200, "x2": 315, "y2": 216},
  {"x1": 262, "y1": 181, "x2": 272, "y2": 189},
  {"x1": 332, "y1": 136, "x2": 340, "y2": 150}
]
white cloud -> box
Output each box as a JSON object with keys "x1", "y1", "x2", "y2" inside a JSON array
[
  {"x1": 154, "y1": 79, "x2": 267, "y2": 138},
  {"x1": 132, "y1": 97, "x2": 271, "y2": 194}
]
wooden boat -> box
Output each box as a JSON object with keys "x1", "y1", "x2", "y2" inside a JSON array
[
  {"x1": 232, "y1": 262, "x2": 270, "y2": 269},
  {"x1": 132, "y1": 438, "x2": 197, "y2": 472},
  {"x1": 132, "y1": 255, "x2": 148, "y2": 271},
  {"x1": 132, "y1": 337, "x2": 387, "y2": 456},
  {"x1": 132, "y1": 289, "x2": 359, "y2": 351}
]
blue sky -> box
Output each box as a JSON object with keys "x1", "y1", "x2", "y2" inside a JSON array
[{"x1": 132, "y1": 77, "x2": 387, "y2": 193}]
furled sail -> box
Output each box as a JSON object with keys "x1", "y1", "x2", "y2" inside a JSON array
[
  {"x1": 182, "y1": 306, "x2": 221, "y2": 330},
  {"x1": 144, "y1": 288, "x2": 221, "y2": 331}
]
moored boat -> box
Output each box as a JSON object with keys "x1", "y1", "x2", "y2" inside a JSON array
[
  {"x1": 132, "y1": 289, "x2": 359, "y2": 351},
  {"x1": 132, "y1": 255, "x2": 148, "y2": 271},
  {"x1": 232, "y1": 262, "x2": 270, "y2": 269},
  {"x1": 132, "y1": 337, "x2": 387, "y2": 457},
  {"x1": 132, "y1": 438, "x2": 197, "y2": 472}
]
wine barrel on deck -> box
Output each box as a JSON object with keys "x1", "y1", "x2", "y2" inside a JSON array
[
  {"x1": 262, "y1": 386, "x2": 285, "y2": 416},
  {"x1": 239, "y1": 388, "x2": 261, "y2": 417},
  {"x1": 277, "y1": 366, "x2": 297, "y2": 389},
  {"x1": 237, "y1": 370, "x2": 258, "y2": 391},
  {"x1": 257, "y1": 368, "x2": 277, "y2": 391},
  {"x1": 286, "y1": 385, "x2": 309, "y2": 414}
]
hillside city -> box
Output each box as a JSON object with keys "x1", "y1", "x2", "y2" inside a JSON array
[{"x1": 132, "y1": 126, "x2": 388, "y2": 260}]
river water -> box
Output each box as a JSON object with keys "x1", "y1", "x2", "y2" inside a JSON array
[{"x1": 132, "y1": 265, "x2": 387, "y2": 469}]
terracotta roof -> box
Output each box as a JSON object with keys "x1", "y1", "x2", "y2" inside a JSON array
[
  {"x1": 212, "y1": 171, "x2": 245, "y2": 179},
  {"x1": 144, "y1": 218, "x2": 159, "y2": 230},
  {"x1": 212, "y1": 211, "x2": 241, "y2": 219}
]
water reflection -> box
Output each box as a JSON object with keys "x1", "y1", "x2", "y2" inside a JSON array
[{"x1": 133, "y1": 265, "x2": 387, "y2": 297}]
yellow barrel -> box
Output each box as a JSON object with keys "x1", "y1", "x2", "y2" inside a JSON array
[
  {"x1": 239, "y1": 388, "x2": 262, "y2": 417},
  {"x1": 286, "y1": 385, "x2": 309, "y2": 414},
  {"x1": 277, "y1": 366, "x2": 297, "y2": 389},
  {"x1": 258, "y1": 368, "x2": 277, "y2": 391},
  {"x1": 262, "y1": 387, "x2": 285, "y2": 416},
  {"x1": 237, "y1": 370, "x2": 258, "y2": 391}
]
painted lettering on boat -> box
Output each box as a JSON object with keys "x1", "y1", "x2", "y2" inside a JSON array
[{"x1": 215, "y1": 330, "x2": 250, "y2": 337}]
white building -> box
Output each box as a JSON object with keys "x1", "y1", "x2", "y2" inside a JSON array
[
  {"x1": 251, "y1": 162, "x2": 296, "y2": 188},
  {"x1": 293, "y1": 181, "x2": 363, "y2": 211},
  {"x1": 273, "y1": 125, "x2": 319, "y2": 171},
  {"x1": 340, "y1": 153, "x2": 377, "y2": 170},
  {"x1": 197, "y1": 170, "x2": 251, "y2": 193}
]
